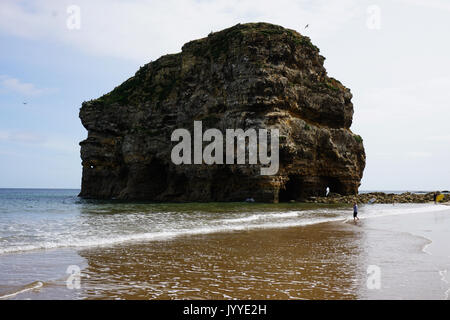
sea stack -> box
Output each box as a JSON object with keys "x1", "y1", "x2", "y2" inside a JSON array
[{"x1": 79, "y1": 22, "x2": 365, "y2": 202}]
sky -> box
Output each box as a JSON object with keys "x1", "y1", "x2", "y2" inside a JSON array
[{"x1": 0, "y1": 0, "x2": 449, "y2": 190}]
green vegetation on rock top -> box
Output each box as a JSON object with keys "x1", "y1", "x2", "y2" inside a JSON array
[{"x1": 90, "y1": 22, "x2": 321, "y2": 107}]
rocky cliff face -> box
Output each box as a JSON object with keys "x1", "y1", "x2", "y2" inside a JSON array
[{"x1": 79, "y1": 22, "x2": 365, "y2": 202}]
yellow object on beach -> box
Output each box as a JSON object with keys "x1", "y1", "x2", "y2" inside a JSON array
[{"x1": 436, "y1": 194, "x2": 444, "y2": 202}]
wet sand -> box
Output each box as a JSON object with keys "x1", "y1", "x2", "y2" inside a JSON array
[{"x1": 2, "y1": 205, "x2": 450, "y2": 300}]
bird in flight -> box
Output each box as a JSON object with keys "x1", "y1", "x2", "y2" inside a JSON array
[
  {"x1": 305, "y1": 24, "x2": 309, "y2": 29},
  {"x1": 23, "y1": 102, "x2": 27, "y2": 105}
]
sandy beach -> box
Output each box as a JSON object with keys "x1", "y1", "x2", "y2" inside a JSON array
[{"x1": 1, "y1": 202, "x2": 449, "y2": 300}]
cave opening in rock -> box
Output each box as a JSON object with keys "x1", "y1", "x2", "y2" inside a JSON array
[
  {"x1": 322, "y1": 177, "x2": 345, "y2": 196},
  {"x1": 279, "y1": 175, "x2": 303, "y2": 202},
  {"x1": 129, "y1": 159, "x2": 169, "y2": 199}
]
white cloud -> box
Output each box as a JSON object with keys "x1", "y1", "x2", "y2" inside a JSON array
[
  {"x1": 353, "y1": 75, "x2": 450, "y2": 189},
  {"x1": 42, "y1": 138, "x2": 79, "y2": 155},
  {"x1": 372, "y1": 151, "x2": 433, "y2": 159},
  {"x1": 407, "y1": 151, "x2": 432, "y2": 158},
  {"x1": 355, "y1": 76, "x2": 450, "y2": 127},
  {"x1": 0, "y1": 0, "x2": 362, "y2": 62},
  {"x1": 395, "y1": 0, "x2": 450, "y2": 12},
  {"x1": 0, "y1": 131, "x2": 9, "y2": 140},
  {"x1": 0, "y1": 130, "x2": 45, "y2": 143},
  {"x1": 0, "y1": 75, "x2": 52, "y2": 96},
  {"x1": 426, "y1": 135, "x2": 450, "y2": 142},
  {"x1": 0, "y1": 130, "x2": 77, "y2": 154},
  {"x1": 0, "y1": 150, "x2": 21, "y2": 157}
]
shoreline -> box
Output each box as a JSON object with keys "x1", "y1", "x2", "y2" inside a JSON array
[
  {"x1": 1, "y1": 202, "x2": 448, "y2": 256},
  {"x1": 1, "y1": 203, "x2": 449, "y2": 299}
]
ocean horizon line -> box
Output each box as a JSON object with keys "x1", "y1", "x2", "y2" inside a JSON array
[{"x1": 0, "y1": 188, "x2": 447, "y2": 194}]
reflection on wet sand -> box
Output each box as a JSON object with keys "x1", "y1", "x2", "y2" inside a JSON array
[
  {"x1": 78, "y1": 222, "x2": 365, "y2": 299},
  {"x1": 4, "y1": 208, "x2": 448, "y2": 300},
  {"x1": 2, "y1": 189, "x2": 448, "y2": 300}
]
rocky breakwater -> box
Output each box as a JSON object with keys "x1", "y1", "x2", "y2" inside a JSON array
[
  {"x1": 306, "y1": 192, "x2": 450, "y2": 204},
  {"x1": 79, "y1": 22, "x2": 365, "y2": 202}
]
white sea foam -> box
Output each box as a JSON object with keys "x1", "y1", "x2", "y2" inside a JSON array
[
  {"x1": 0, "y1": 281, "x2": 43, "y2": 299},
  {"x1": 0, "y1": 217, "x2": 343, "y2": 255},
  {"x1": 224, "y1": 211, "x2": 302, "y2": 223},
  {"x1": 0, "y1": 204, "x2": 448, "y2": 255},
  {"x1": 361, "y1": 203, "x2": 449, "y2": 219}
]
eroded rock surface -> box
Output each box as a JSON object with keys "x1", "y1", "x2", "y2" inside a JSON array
[{"x1": 79, "y1": 22, "x2": 366, "y2": 202}]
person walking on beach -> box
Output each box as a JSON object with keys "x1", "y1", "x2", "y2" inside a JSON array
[{"x1": 353, "y1": 202, "x2": 359, "y2": 222}]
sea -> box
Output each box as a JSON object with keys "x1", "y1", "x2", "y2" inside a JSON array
[{"x1": 0, "y1": 188, "x2": 449, "y2": 299}]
